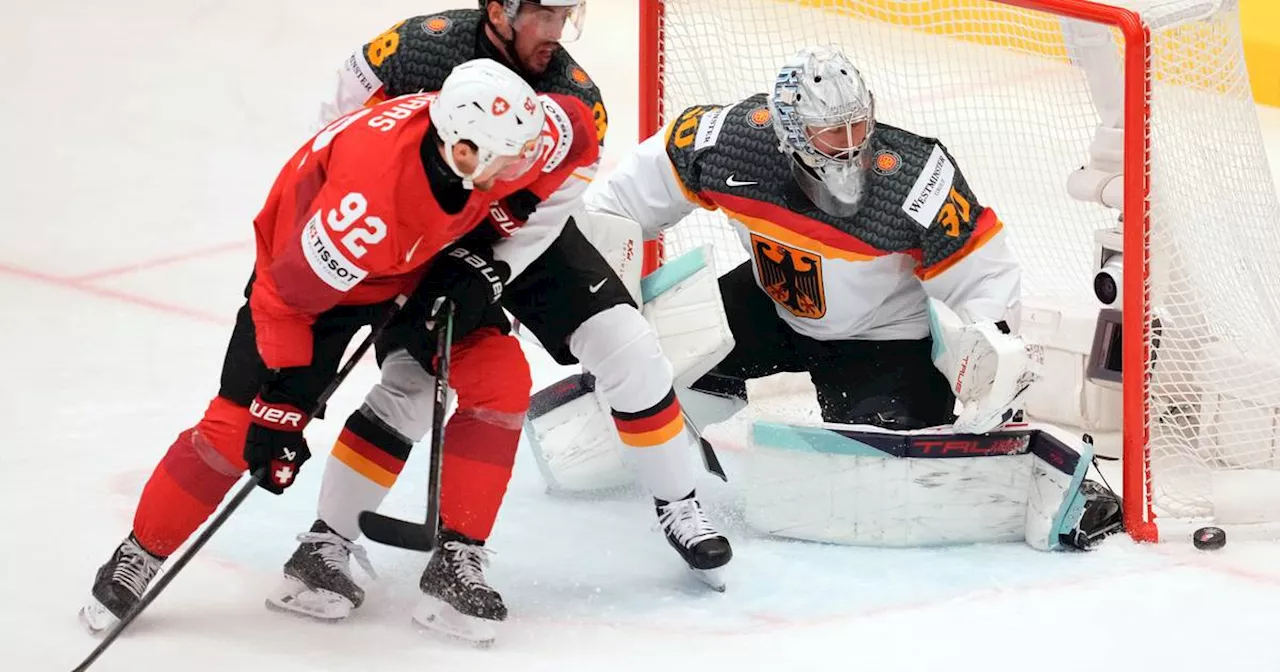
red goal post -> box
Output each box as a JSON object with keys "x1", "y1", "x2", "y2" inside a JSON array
[{"x1": 636, "y1": 0, "x2": 1280, "y2": 542}]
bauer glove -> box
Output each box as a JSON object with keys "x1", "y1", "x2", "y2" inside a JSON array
[
  {"x1": 403, "y1": 243, "x2": 510, "y2": 371},
  {"x1": 244, "y1": 387, "x2": 312, "y2": 494}
]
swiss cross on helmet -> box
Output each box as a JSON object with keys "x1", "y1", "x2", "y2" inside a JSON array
[{"x1": 431, "y1": 59, "x2": 546, "y2": 188}]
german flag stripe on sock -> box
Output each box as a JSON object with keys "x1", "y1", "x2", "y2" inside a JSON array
[
  {"x1": 331, "y1": 410, "x2": 411, "y2": 488},
  {"x1": 612, "y1": 389, "x2": 685, "y2": 448}
]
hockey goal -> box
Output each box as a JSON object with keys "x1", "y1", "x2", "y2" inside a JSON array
[{"x1": 638, "y1": 0, "x2": 1280, "y2": 541}]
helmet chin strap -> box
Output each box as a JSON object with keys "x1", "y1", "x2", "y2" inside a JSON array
[{"x1": 442, "y1": 141, "x2": 481, "y2": 190}]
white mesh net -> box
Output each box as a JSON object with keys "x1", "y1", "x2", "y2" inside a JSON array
[{"x1": 646, "y1": 0, "x2": 1280, "y2": 529}]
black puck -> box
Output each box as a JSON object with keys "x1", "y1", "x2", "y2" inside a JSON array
[{"x1": 1192, "y1": 526, "x2": 1226, "y2": 550}]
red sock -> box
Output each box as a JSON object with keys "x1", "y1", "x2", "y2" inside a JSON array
[
  {"x1": 132, "y1": 397, "x2": 249, "y2": 557},
  {"x1": 438, "y1": 329, "x2": 530, "y2": 541},
  {"x1": 439, "y1": 409, "x2": 521, "y2": 541}
]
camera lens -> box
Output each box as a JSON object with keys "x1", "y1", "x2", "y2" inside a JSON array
[{"x1": 1094, "y1": 270, "x2": 1118, "y2": 305}]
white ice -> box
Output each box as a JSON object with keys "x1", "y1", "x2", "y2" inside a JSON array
[{"x1": 4, "y1": 1, "x2": 1280, "y2": 670}]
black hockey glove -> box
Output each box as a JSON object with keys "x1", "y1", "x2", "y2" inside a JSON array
[
  {"x1": 405, "y1": 244, "x2": 510, "y2": 370},
  {"x1": 244, "y1": 386, "x2": 312, "y2": 495}
]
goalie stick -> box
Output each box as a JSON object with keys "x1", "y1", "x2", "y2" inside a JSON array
[
  {"x1": 357, "y1": 301, "x2": 455, "y2": 552},
  {"x1": 72, "y1": 294, "x2": 409, "y2": 672}
]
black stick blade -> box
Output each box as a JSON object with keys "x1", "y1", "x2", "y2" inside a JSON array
[
  {"x1": 357, "y1": 510, "x2": 437, "y2": 552},
  {"x1": 699, "y1": 437, "x2": 728, "y2": 482}
]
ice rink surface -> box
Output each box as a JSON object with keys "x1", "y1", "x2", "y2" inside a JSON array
[{"x1": 5, "y1": 1, "x2": 1280, "y2": 670}]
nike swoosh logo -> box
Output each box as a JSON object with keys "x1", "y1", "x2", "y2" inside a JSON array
[
  {"x1": 588, "y1": 279, "x2": 607, "y2": 293},
  {"x1": 726, "y1": 175, "x2": 757, "y2": 187},
  {"x1": 404, "y1": 236, "x2": 424, "y2": 262}
]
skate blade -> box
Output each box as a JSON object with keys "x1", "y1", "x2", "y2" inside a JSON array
[
  {"x1": 264, "y1": 575, "x2": 354, "y2": 622},
  {"x1": 79, "y1": 598, "x2": 117, "y2": 635},
  {"x1": 690, "y1": 566, "x2": 726, "y2": 592},
  {"x1": 411, "y1": 594, "x2": 497, "y2": 648}
]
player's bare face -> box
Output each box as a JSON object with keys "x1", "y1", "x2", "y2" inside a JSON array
[
  {"x1": 510, "y1": 6, "x2": 574, "y2": 73},
  {"x1": 483, "y1": 136, "x2": 544, "y2": 189},
  {"x1": 472, "y1": 157, "x2": 522, "y2": 191},
  {"x1": 448, "y1": 137, "x2": 542, "y2": 191},
  {"x1": 805, "y1": 119, "x2": 870, "y2": 162}
]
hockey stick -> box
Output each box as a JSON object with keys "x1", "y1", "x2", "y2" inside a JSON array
[
  {"x1": 357, "y1": 301, "x2": 455, "y2": 552},
  {"x1": 72, "y1": 294, "x2": 408, "y2": 672},
  {"x1": 681, "y1": 408, "x2": 728, "y2": 482}
]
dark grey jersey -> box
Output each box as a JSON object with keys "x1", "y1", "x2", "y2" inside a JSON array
[
  {"x1": 323, "y1": 10, "x2": 607, "y2": 148},
  {"x1": 317, "y1": 9, "x2": 608, "y2": 278},
  {"x1": 585, "y1": 93, "x2": 1022, "y2": 340},
  {"x1": 663, "y1": 94, "x2": 988, "y2": 269}
]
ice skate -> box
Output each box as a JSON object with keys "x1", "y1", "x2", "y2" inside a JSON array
[
  {"x1": 79, "y1": 535, "x2": 164, "y2": 634},
  {"x1": 1061, "y1": 479, "x2": 1124, "y2": 550},
  {"x1": 266, "y1": 520, "x2": 375, "y2": 621},
  {"x1": 412, "y1": 529, "x2": 505, "y2": 647},
  {"x1": 656, "y1": 491, "x2": 732, "y2": 591}
]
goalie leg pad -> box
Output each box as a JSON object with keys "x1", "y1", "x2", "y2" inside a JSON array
[
  {"x1": 1061, "y1": 479, "x2": 1123, "y2": 549},
  {"x1": 526, "y1": 373, "x2": 634, "y2": 494},
  {"x1": 743, "y1": 421, "x2": 1108, "y2": 551},
  {"x1": 1024, "y1": 428, "x2": 1094, "y2": 551},
  {"x1": 640, "y1": 246, "x2": 735, "y2": 388}
]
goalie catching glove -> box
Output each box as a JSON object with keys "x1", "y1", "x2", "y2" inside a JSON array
[{"x1": 928, "y1": 299, "x2": 1040, "y2": 434}]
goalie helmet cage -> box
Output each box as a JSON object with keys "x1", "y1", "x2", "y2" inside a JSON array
[{"x1": 637, "y1": 0, "x2": 1280, "y2": 543}]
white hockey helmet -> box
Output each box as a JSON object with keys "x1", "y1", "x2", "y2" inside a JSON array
[
  {"x1": 768, "y1": 46, "x2": 876, "y2": 213},
  {"x1": 482, "y1": 0, "x2": 587, "y2": 42},
  {"x1": 430, "y1": 58, "x2": 546, "y2": 187}
]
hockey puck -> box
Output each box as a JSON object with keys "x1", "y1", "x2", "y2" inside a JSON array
[{"x1": 1192, "y1": 526, "x2": 1226, "y2": 550}]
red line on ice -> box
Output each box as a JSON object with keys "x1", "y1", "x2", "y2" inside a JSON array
[
  {"x1": 69, "y1": 240, "x2": 251, "y2": 282},
  {"x1": 0, "y1": 261, "x2": 232, "y2": 326}
]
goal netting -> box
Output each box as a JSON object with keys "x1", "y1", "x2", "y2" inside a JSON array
[{"x1": 639, "y1": 0, "x2": 1280, "y2": 540}]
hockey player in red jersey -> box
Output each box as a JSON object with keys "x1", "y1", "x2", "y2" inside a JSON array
[
  {"x1": 261, "y1": 0, "x2": 733, "y2": 643},
  {"x1": 79, "y1": 58, "x2": 601, "y2": 634}
]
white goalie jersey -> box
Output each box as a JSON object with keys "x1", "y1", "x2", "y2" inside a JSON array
[
  {"x1": 585, "y1": 96, "x2": 1039, "y2": 434},
  {"x1": 584, "y1": 95, "x2": 1024, "y2": 340}
]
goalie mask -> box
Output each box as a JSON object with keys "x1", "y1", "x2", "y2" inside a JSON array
[{"x1": 769, "y1": 46, "x2": 876, "y2": 217}]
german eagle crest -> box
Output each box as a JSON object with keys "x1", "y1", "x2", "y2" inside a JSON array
[{"x1": 751, "y1": 233, "x2": 826, "y2": 319}]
